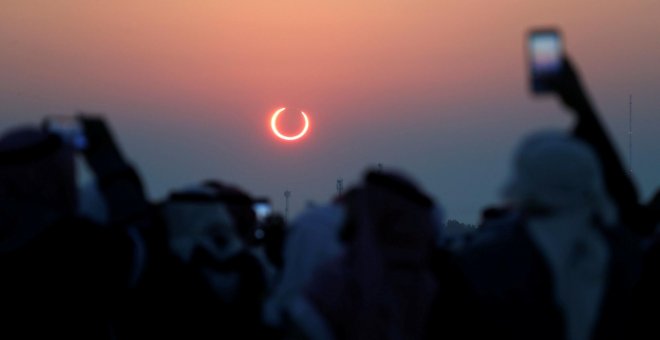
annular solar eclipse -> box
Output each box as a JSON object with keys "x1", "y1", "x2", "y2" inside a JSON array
[{"x1": 270, "y1": 107, "x2": 310, "y2": 141}]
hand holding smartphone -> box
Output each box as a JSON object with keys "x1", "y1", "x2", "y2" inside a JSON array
[
  {"x1": 44, "y1": 115, "x2": 88, "y2": 150},
  {"x1": 528, "y1": 28, "x2": 563, "y2": 94},
  {"x1": 252, "y1": 198, "x2": 272, "y2": 223}
]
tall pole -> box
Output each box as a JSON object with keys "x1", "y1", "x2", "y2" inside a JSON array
[
  {"x1": 629, "y1": 95, "x2": 633, "y2": 174},
  {"x1": 284, "y1": 190, "x2": 291, "y2": 221},
  {"x1": 337, "y1": 178, "x2": 343, "y2": 196}
]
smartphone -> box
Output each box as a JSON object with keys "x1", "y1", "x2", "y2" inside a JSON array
[
  {"x1": 44, "y1": 115, "x2": 88, "y2": 150},
  {"x1": 528, "y1": 29, "x2": 563, "y2": 93},
  {"x1": 252, "y1": 198, "x2": 272, "y2": 222}
]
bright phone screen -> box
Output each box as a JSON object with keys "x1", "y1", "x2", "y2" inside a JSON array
[{"x1": 530, "y1": 33, "x2": 562, "y2": 75}]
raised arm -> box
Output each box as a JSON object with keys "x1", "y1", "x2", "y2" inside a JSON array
[
  {"x1": 79, "y1": 115, "x2": 150, "y2": 226},
  {"x1": 551, "y1": 58, "x2": 650, "y2": 234}
]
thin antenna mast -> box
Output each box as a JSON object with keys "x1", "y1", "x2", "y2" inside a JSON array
[
  {"x1": 284, "y1": 190, "x2": 291, "y2": 221},
  {"x1": 629, "y1": 94, "x2": 633, "y2": 174}
]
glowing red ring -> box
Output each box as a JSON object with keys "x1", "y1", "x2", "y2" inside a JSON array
[{"x1": 270, "y1": 107, "x2": 310, "y2": 141}]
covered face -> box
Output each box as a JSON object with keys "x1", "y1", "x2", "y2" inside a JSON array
[{"x1": 503, "y1": 130, "x2": 616, "y2": 225}]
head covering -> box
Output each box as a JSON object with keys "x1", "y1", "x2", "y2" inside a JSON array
[
  {"x1": 203, "y1": 180, "x2": 257, "y2": 244},
  {"x1": 163, "y1": 182, "x2": 244, "y2": 263},
  {"x1": 0, "y1": 126, "x2": 76, "y2": 251},
  {"x1": 304, "y1": 169, "x2": 441, "y2": 340},
  {"x1": 505, "y1": 130, "x2": 612, "y2": 340},
  {"x1": 503, "y1": 130, "x2": 616, "y2": 226},
  {"x1": 263, "y1": 203, "x2": 346, "y2": 327}
]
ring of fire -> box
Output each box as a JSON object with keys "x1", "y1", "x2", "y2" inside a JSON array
[{"x1": 270, "y1": 107, "x2": 310, "y2": 141}]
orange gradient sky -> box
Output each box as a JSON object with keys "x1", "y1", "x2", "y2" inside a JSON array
[{"x1": 2, "y1": 1, "x2": 660, "y2": 223}]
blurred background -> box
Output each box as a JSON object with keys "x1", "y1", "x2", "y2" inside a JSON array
[{"x1": 2, "y1": 0, "x2": 659, "y2": 224}]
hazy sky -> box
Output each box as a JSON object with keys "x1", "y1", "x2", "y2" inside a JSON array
[{"x1": 2, "y1": 1, "x2": 659, "y2": 224}]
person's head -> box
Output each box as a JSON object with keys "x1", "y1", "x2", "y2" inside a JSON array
[
  {"x1": 0, "y1": 126, "x2": 76, "y2": 249},
  {"x1": 0, "y1": 126, "x2": 76, "y2": 212},
  {"x1": 342, "y1": 169, "x2": 441, "y2": 262},
  {"x1": 203, "y1": 180, "x2": 257, "y2": 245},
  {"x1": 503, "y1": 130, "x2": 615, "y2": 225},
  {"x1": 163, "y1": 184, "x2": 243, "y2": 262}
]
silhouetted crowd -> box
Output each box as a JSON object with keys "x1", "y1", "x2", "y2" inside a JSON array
[{"x1": 2, "y1": 54, "x2": 660, "y2": 340}]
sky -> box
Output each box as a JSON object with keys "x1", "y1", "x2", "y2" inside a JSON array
[{"x1": 1, "y1": 0, "x2": 660, "y2": 224}]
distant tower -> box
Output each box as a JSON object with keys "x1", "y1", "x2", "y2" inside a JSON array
[
  {"x1": 337, "y1": 178, "x2": 343, "y2": 196},
  {"x1": 377, "y1": 163, "x2": 383, "y2": 172},
  {"x1": 628, "y1": 95, "x2": 633, "y2": 174},
  {"x1": 284, "y1": 190, "x2": 291, "y2": 221}
]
